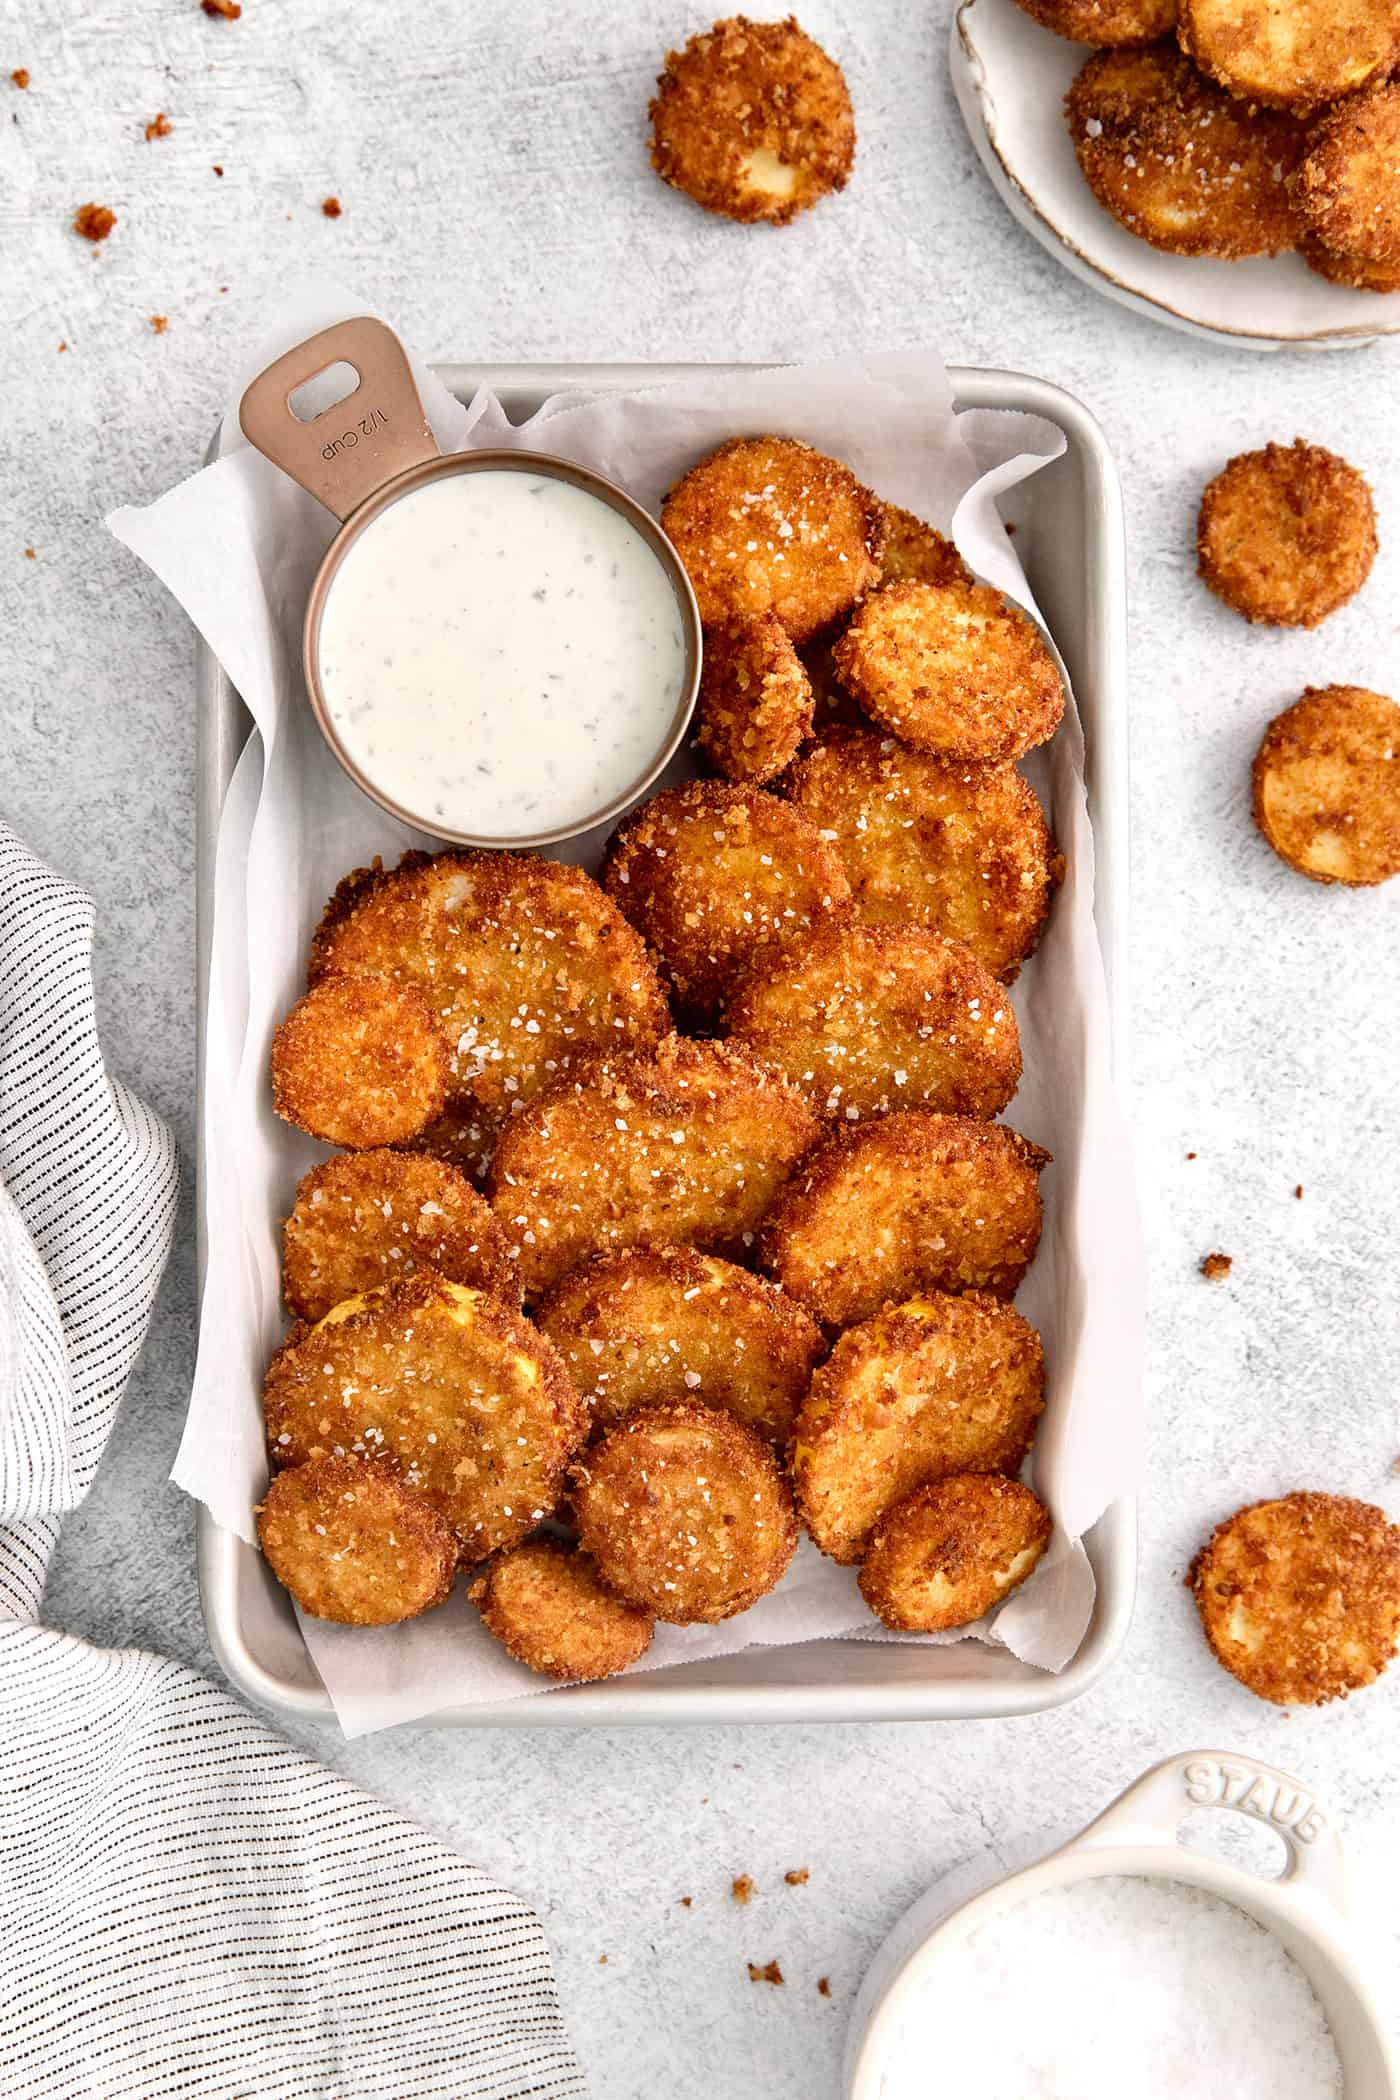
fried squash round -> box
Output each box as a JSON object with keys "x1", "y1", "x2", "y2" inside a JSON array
[
  {"x1": 782, "y1": 726, "x2": 1059, "y2": 979},
  {"x1": 256, "y1": 1456, "x2": 457, "y2": 1626},
  {"x1": 469, "y1": 1537, "x2": 655, "y2": 1681},
  {"x1": 1191, "y1": 1491, "x2": 1400, "y2": 1705},
  {"x1": 1197, "y1": 440, "x2": 1377, "y2": 629},
  {"x1": 696, "y1": 613, "x2": 815, "y2": 785},
  {"x1": 602, "y1": 780, "x2": 852, "y2": 1023},
  {"x1": 1295, "y1": 82, "x2": 1400, "y2": 264},
  {"x1": 1179, "y1": 0, "x2": 1395, "y2": 109},
  {"x1": 535, "y1": 1244, "x2": 823, "y2": 1444},
  {"x1": 875, "y1": 503, "x2": 973, "y2": 590},
  {"x1": 833, "y1": 580, "x2": 1064, "y2": 761},
  {"x1": 271, "y1": 973, "x2": 449, "y2": 1149},
  {"x1": 490, "y1": 1035, "x2": 822, "y2": 1299},
  {"x1": 1301, "y1": 236, "x2": 1400, "y2": 291},
  {"x1": 1012, "y1": 0, "x2": 1178, "y2": 41},
  {"x1": 859, "y1": 1474, "x2": 1052, "y2": 1632},
  {"x1": 308, "y1": 850, "x2": 670, "y2": 1174},
  {"x1": 263, "y1": 1273, "x2": 585, "y2": 1559},
  {"x1": 1252, "y1": 684, "x2": 1400, "y2": 887},
  {"x1": 793, "y1": 1293, "x2": 1045, "y2": 1564},
  {"x1": 281, "y1": 1148, "x2": 518, "y2": 1324},
  {"x1": 728, "y1": 923, "x2": 1022, "y2": 1124},
  {"x1": 572, "y1": 1400, "x2": 798, "y2": 1623},
  {"x1": 1065, "y1": 47, "x2": 1305, "y2": 258},
  {"x1": 661, "y1": 436, "x2": 883, "y2": 642},
  {"x1": 760, "y1": 1110, "x2": 1049, "y2": 1328}
]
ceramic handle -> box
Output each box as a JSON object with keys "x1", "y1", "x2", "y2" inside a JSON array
[
  {"x1": 238, "y1": 315, "x2": 439, "y2": 522},
  {"x1": 1068, "y1": 1749, "x2": 1350, "y2": 1913}
]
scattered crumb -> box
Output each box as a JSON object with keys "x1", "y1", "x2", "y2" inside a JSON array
[
  {"x1": 679, "y1": 1896, "x2": 693, "y2": 1908},
  {"x1": 322, "y1": 195, "x2": 342, "y2": 219},
  {"x1": 598, "y1": 1954, "x2": 608, "y2": 1966},
  {"x1": 144, "y1": 112, "x2": 172, "y2": 141},
  {"x1": 1200, "y1": 1252, "x2": 1232, "y2": 1282},
  {"x1": 747, "y1": 1960, "x2": 784, "y2": 1986},
  {"x1": 23, "y1": 548, "x2": 36, "y2": 560},
  {"x1": 784, "y1": 1869, "x2": 809, "y2": 1887},
  {"x1": 73, "y1": 203, "x2": 116, "y2": 244},
  {"x1": 1294, "y1": 1184, "x2": 1304, "y2": 1199},
  {"x1": 1186, "y1": 1151, "x2": 1197, "y2": 1160},
  {"x1": 56, "y1": 340, "x2": 66, "y2": 352},
  {"x1": 149, "y1": 314, "x2": 168, "y2": 334},
  {"x1": 12, "y1": 67, "x2": 30, "y2": 88},
  {"x1": 731, "y1": 1875, "x2": 755, "y2": 1906},
  {"x1": 1005, "y1": 522, "x2": 1017, "y2": 537},
  {"x1": 201, "y1": 0, "x2": 242, "y2": 16},
  {"x1": 212, "y1": 164, "x2": 224, "y2": 176},
  {"x1": 817, "y1": 1977, "x2": 831, "y2": 1997}
]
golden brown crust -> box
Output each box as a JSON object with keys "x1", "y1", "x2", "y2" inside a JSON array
[
  {"x1": 1178, "y1": 0, "x2": 1396, "y2": 109},
  {"x1": 1190, "y1": 1491, "x2": 1400, "y2": 1704},
  {"x1": 649, "y1": 15, "x2": 855, "y2": 227},
  {"x1": 1252, "y1": 684, "x2": 1400, "y2": 886},
  {"x1": 794, "y1": 1294, "x2": 1045, "y2": 1563},
  {"x1": 263, "y1": 1273, "x2": 586, "y2": 1559},
  {"x1": 256, "y1": 1456, "x2": 458, "y2": 1625},
  {"x1": 572, "y1": 1401, "x2": 798, "y2": 1622},
  {"x1": 696, "y1": 614, "x2": 815, "y2": 785},
  {"x1": 601, "y1": 780, "x2": 852, "y2": 1023},
  {"x1": 1295, "y1": 84, "x2": 1400, "y2": 263},
  {"x1": 308, "y1": 850, "x2": 670, "y2": 1164},
  {"x1": 535, "y1": 1244, "x2": 823, "y2": 1444},
  {"x1": 833, "y1": 580, "x2": 1064, "y2": 761},
  {"x1": 469, "y1": 1537, "x2": 654, "y2": 1681},
  {"x1": 661, "y1": 436, "x2": 883, "y2": 642},
  {"x1": 875, "y1": 504, "x2": 974, "y2": 590},
  {"x1": 759, "y1": 1110, "x2": 1049, "y2": 1328},
  {"x1": 1065, "y1": 46, "x2": 1306, "y2": 256},
  {"x1": 270, "y1": 974, "x2": 449, "y2": 1149},
  {"x1": 1012, "y1": 0, "x2": 1177, "y2": 41},
  {"x1": 728, "y1": 922, "x2": 1022, "y2": 1124},
  {"x1": 281, "y1": 1149, "x2": 518, "y2": 1324},
  {"x1": 781, "y1": 727, "x2": 1060, "y2": 979},
  {"x1": 1197, "y1": 441, "x2": 1378, "y2": 629},
  {"x1": 489, "y1": 1035, "x2": 823, "y2": 1298},
  {"x1": 1300, "y1": 235, "x2": 1400, "y2": 290},
  {"x1": 858, "y1": 1474, "x2": 1052, "y2": 1632}
]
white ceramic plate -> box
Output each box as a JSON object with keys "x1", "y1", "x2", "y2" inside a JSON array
[{"x1": 951, "y1": 0, "x2": 1400, "y2": 352}]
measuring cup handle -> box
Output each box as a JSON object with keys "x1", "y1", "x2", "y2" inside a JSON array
[
  {"x1": 1066, "y1": 1749, "x2": 1351, "y2": 1914},
  {"x1": 238, "y1": 315, "x2": 440, "y2": 522}
]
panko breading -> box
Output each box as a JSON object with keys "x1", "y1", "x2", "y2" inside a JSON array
[
  {"x1": 833, "y1": 580, "x2": 1064, "y2": 761},
  {"x1": 793, "y1": 1293, "x2": 1045, "y2": 1563},
  {"x1": 535, "y1": 1245, "x2": 823, "y2": 1444},
  {"x1": 876, "y1": 503, "x2": 973, "y2": 590},
  {"x1": 256, "y1": 1456, "x2": 457, "y2": 1626},
  {"x1": 1179, "y1": 0, "x2": 1395, "y2": 109},
  {"x1": 782, "y1": 727, "x2": 1059, "y2": 979},
  {"x1": 308, "y1": 850, "x2": 669, "y2": 1173},
  {"x1": 1252, "y1": 685, "x2": 1400, "y2": 887},
  {"x1": 572, "y1": 1401, "x2": 798, "y2": 1622},
  {"x1": 1295, "y1": 83, "x2": 1400, "y2": 263},
  {"x1": 760, "y1": 1110, "x2": 1049, "y2": 1328},
  {"x1": 281, "y1": 1148, "x2": 518, "y2": 1324},
  {"x1": 728, "y1": 923, "x2": 1022, "y2": 1124},
  {"x1": 602, "y1": 780, "x2": 852, "y2": 1023},
  {"x1": 271, "y1": 974, "x2": 448, "y2": 1149},
  {"x1": 1197, "y1": 441, "x2": 1377, "y2": 629},
  {"x1": 1011, "y1": 0, "x2": 1178, "y2": 41},
  {"x1": 859, "y1": 1475, "x2": 1052, "y2": 1632},
  {"x1": 469, "y1": 1537, "x2": 654, "y2": 1681},
  {"x1": 649, "y1": 15, "x2": 855, "y2": 227},
  {"x1": 1190, "y1": 1491, "x2": 1400, "y2": 1705},
  {"x1": 489, "y1": 1035, "x2": 822, "y2": 1298},
  {"x1": 696, "y1": 614, "x2": 815, "y2": 784},
  {"x1": 1302, "y1": 236, "x2": 1400, "y2": 290},
  {"x1": 1065, "y1": 47, "x2": 1305, "y2": 258},
  {"x1": 263, "y1": 1273, "x2": 585, "y2": 1559},
  {"x1": 660, "y1": 436, "x2": 883, "y2": 642}
]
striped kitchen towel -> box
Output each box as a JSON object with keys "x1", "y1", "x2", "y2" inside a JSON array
[{"x1": 0, "y1": 823, "x2": 585, "y2": 2100}]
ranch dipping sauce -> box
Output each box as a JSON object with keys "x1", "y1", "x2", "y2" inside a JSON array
[{"x1": 316, "y1": 467, "x2": 690, "y2": 840}]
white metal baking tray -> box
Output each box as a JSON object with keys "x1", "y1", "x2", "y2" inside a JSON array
[{"x1": 196, "y1": 361, "x2": 1134, "y2": 1728}]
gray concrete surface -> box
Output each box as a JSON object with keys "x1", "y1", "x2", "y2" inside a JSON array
[{"x1": 4, "y1": 2, "x2": 1398, "y2": 2092}]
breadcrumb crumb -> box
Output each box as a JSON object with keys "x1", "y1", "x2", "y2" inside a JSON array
[
  {"x1": 201, "y1": 0, "x2": 242, "y2": 17},
  {"x1": 150, "y1": 315, "x2": 168, "y2": 334},
  {"x1": 73, "y1": 204, "x2": 116, "y2": 243},
  {"x1": 322, "y1": 196, "x2": 343, "y2": 218},
  {"x1": 144, "y1": 112, "x2": 172, "y2": 141},
  {"x1": 1200, "y1": 1252, "x2": 1232, "y2": 1281},
  {"x1": 818, "y1": 1976, "x2": 832, "y2": 1997},
  {"x1": 748, "y1": 1960, "x2": 784, "y2": 1985},
  {"x1": 784, "y1": 1869, "x2": 809, "y2": 1886},
  {"x1": 732, "y1": 1874, "x2": 755, "y2": 1905},
  {"x1": 12, "y1": 67, "x2": 30, "y2": 88}
]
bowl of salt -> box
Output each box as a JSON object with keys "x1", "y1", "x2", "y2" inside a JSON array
[{"x1": 845, "y1": 1750, "x2": 1396, "y2": 2100}]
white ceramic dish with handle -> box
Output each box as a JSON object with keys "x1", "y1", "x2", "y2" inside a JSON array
[
  {"x1": 845, "y1": 1749, "x2": 1398, "y2": 2097},
  {"x1": 951, "y1": 0, "x2": 1400, "y2": 352}
]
